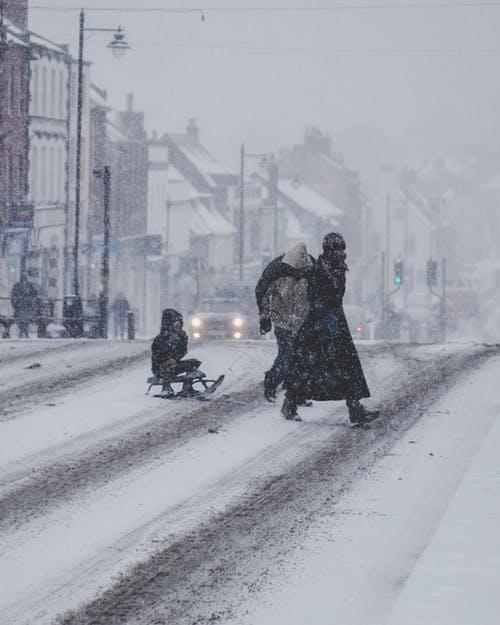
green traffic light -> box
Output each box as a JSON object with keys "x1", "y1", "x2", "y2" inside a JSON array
[{"x1": 394, "y1": 276, "x2": 402, "y2": 285}]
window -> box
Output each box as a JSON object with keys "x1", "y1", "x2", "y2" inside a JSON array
[
  {"x1": 41, "y1": 146, "x2": 47, "y2": 201},
  {"x1": 41, "y1": 67, "x2": 47, "y2": 116},
  {"x1": 57, "y1": 146, "x2": 63, "y2": 201},
  {"x1": 50, "y1": 68, "x2": 56, "y2": 117},
  {"x1": 31, "y1": 145, "x2": 38, "y2": 200},
  {"x1": 32, "y1": 65, "x2": 39, "y2": 115},
  {"x1": 8, "y1": 152, "x2": 15, "y2": 198},
  {"x1": 18, "y1": 155, "x2": 24, "y2": 194},
  {"x1": 9, "y1": 66, "x2": 16, "y2": 115},
  {"x1": 49, "y1": 147, "x2": 55, "y2": 201},
  {"x1": 58, "y1": 70, "x2": 64, "y2": 118}
]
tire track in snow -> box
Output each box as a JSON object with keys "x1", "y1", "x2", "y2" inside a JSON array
[
  {"x1": 0, "y1": 347, "x2": 150, "y2": 420},
  {"x1": 54, "y1": 345, "x2": 500, "y2": 625},
  {"x1": 0, "y1": 343, "x2": 398, "y2": 533}
]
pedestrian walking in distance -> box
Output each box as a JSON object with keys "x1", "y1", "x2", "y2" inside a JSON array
[
  {"x1": 282, "y1": 232, "x2": 379, "y2": 425},
  {"x1": 10, "y1": 274, "x2": 42, "y2": 339},
  {"x1": 110, "y1": 292, "x2": 130, "y2": 339},
  {"x1": 255, "y1": 242, "x2": 314, "y2": 403}
]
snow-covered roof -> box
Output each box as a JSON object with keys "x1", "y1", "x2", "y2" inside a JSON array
[
  {"x1": 90, "y1": 84, "x2": 110, "y2": 111},
  {"x1": 167, "y1": 178, "x2": 202, "y2": 204},
  {"x1": 278, "y1": 177, "x2": 342, "y2": 221},
  {"x1": 4, "y1": 18, "x2": 28, "y2": 47},
  {"x1": 168, "y1": 134, "x2": 236, "y2": 188},
  {"x1": 320, "y1": 152, "x2": 346, "y2": 173},
  {"x1": 190, "y1": 204, "x2": 236, "y2": 238},
  {"x1": 285, "y1": 208, "x2": 313, "y2": 242},
  {"x1": 29, "y1": 30, "x2": 69, "y2": 55},
  {"x1": 106, "y1": 120, "x2": 128, "y2": 143}
]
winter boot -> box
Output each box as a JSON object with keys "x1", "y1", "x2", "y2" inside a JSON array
[
  {"x1": 281, "y1": 397, "x2": 302, "y2": 422},
  {"x1": 160, "y1": 383, "x2": 175, "y2": 399},
  {"x1": 347, "y1": 399, "x2": 379, "y2": 426},
  {"x1": 264, "y1": 373, "x2": 277, "y2": 403}
]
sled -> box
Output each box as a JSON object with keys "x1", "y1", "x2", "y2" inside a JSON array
[{"x1": 146, "y1": 369, "x2": 224, "y2": 400}]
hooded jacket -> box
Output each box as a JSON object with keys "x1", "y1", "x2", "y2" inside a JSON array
[
  {"x1": 255, "y1": 243, "x2": 314, "y2": 331},
  {"x1": 151, "y1": 308, "x2": 188, "y2": 375}
]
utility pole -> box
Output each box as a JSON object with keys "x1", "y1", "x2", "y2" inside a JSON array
[
  {"x1": 94, "y1": 165, "x2": 111, "y2": 338},
  {"x1": 72, "y1": 10, "x2": 129, "y2": 336},
  {"x1": 440, "y1": 258, "x2": 447, "y2": 342},
  {"x1": 268, "y1": 155, "x2": 279, "y2": 258},
  {"x1": 380, "y1": 250, "x2": 386, "y2": 338},
  {"x1": 239, "y1": 142, "x2": 244, "y2": 281},
  {"x1": 101, "y1": 165, "x2": 111, "y2": 338}
]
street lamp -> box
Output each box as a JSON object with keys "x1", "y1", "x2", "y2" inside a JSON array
[{"x1": 72, "y1": 9, "x2": 129, "y2": 334}]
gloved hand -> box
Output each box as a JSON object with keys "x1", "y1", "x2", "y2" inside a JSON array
[{"x1": 259, "y1": 315, "x2": 272, "y2": 335}]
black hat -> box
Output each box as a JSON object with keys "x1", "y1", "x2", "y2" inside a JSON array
[
  {"x1": 322, "y1": 232, "x2": 345, "y2": 251},
  {"x1": 160, "y1": 308, "x2": 183, "y2": 332}
]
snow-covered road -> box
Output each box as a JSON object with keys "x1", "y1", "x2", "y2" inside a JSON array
[{"x1": 0, "y1": 338, "x2": 498, "y2": 625}]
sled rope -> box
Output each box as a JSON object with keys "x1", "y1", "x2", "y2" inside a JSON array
[{"x1": 223, "y1": 343, "x2": 254, "y2": 376}]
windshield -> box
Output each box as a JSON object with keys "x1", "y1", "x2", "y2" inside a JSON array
[{"x1": 198, "y1": 299, "x2": 242, "y2": 313}]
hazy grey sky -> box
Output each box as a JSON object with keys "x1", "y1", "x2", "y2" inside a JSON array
[{"x1": 30, "y1": 1, "x2": 500, "y2": 171}]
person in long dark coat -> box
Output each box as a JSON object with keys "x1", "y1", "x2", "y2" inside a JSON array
[{"x1": 282, "y1": 232, "x2": 378, "y2": 425}]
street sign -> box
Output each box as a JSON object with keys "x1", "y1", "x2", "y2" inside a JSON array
[{"x1": 9, "y1": 203, "x2": 34, "y2": 229}]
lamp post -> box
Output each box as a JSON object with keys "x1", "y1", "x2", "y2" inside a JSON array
[{"x1": 72, "y1": 9, "x2": 129, "y2": 333}]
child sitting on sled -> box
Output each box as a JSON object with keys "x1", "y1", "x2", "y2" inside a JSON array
[{"x1": 151, "y1": 308, "x2": 201, "y2": 398}]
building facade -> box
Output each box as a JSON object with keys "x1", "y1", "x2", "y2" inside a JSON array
[
  {"x1": 0, "y1": 1, "x2": 31, "y2": 304},
  {"x1": 27, "y1": 32, "x2": 71, "y2": 301}
]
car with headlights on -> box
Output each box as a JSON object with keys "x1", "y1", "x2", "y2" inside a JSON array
[
  {"x1": 343, "y1": 304, "x2": 371, "y2": 340},
  {"x1": 188, "y1": 297, "x2": 254, "y2": 341}
]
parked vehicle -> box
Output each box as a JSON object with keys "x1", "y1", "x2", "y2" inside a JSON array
[
  {"x1": 188, "y1": 297, "x2": 258, "y2": 341},
  {"x1": 343, "y1": 304, "x2": 371, "y2": 340}
]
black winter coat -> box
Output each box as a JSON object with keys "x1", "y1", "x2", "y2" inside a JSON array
[
  {"x1": 151, "y1": 309, "x2": 188, "y2": 375},
  {"x1": 286, "y1": 257, "x2": 370, "y2": 401}
]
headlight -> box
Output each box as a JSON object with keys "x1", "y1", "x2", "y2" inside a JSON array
[
  {"x1": 233, "y1": 316, "x2": 243, "y2": 327},
  {"x1": 193, "y1": 332, "x2": 201, "y2": 339},
  {"x1": 233, "y1": 331, "x2": 242, "y2": 339},
  {"x1": 191, "y1": 317, "x2": 202, "y2": 328}
]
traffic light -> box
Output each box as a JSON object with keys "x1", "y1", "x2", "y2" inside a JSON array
[
  {"x1": 426, "y1": 258, "x2": 437, "y2": 288},
  {"x1": 394, "y1": 259, "x2": 404, "y2": 285}
]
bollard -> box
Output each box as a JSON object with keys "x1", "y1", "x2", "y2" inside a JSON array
[{"x1": 127, "y1": 310, "x2": 135, "y2": 340}]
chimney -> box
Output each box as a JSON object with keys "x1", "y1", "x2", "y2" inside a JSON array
[
  {"x1": 126, "y1": 93, "x2": 134, "y2": 112},
  {"x1": 186, "y1": 118, "x2": 199, "y2": 141},
  {"x1": 4, "y1": 0, "x2": 28, "y2": 29}
]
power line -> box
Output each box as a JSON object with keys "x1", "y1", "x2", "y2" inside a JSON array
[
  {"x1": 26, "y1": 2, "x2": 500, "y2": 13},
  {"x1": 20, "y1": 30, "x2": 497, "y2": 55},
  {"x1": 129, "y1": 41, "x2": 500, "y2": 53}
]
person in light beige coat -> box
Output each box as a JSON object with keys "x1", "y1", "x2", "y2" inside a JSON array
[{"x1": 255, "y1": 243, "x2": 314, "y2": 402}]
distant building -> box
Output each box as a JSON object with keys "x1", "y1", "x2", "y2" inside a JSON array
[
  {"x1": 108, "y1": 93, "x2": 148, "y2": 239},
  {"x1": 278, "y1": 126, "x2": 364, "y2": 260},
  {"x1": 166, "y1": 119, "x2": 239, "y2": 215},
  {"x1": 0, "y1": 1, "x2": 31, "y2": 297},
  {"x1": 27, "y1": 31, "x2": 71, "y2": 301}
]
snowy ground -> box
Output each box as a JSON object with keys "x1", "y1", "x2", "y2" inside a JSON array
[{"x1": 0, "y1": 337, "x2": 499, "y2": 624}]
